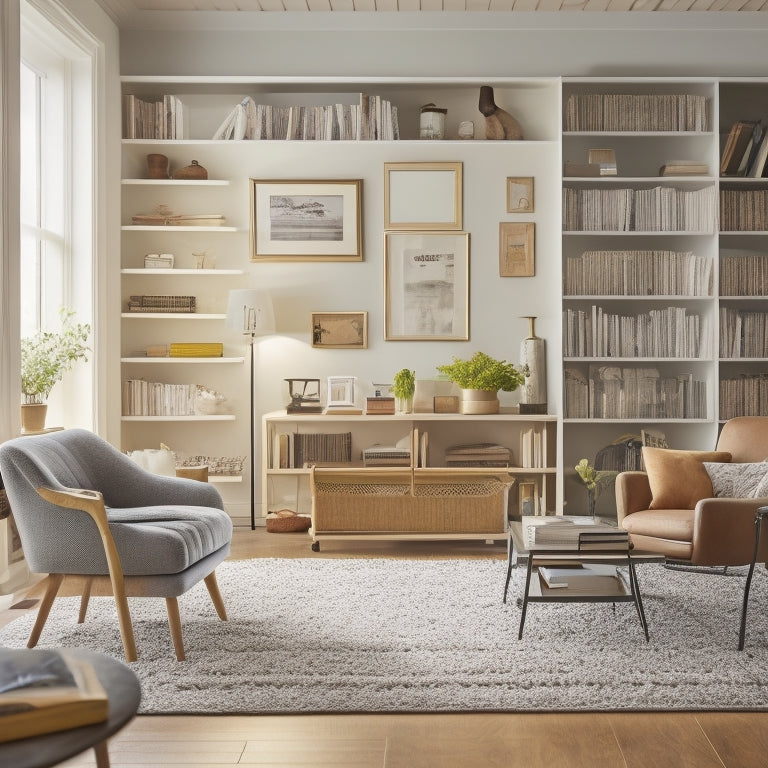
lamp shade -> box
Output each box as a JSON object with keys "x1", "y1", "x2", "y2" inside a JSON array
[{"x1": 226, "y1": 289, "x2": 275, "y2": 336}]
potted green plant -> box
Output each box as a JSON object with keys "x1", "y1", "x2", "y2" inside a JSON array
[
  {"x1": 21, "y1": 309, "x2": 91, "y2": 432},
  {"x1": 390, "y1": 368, "x2": 416, "y2": 414},
  {"x1": 436, "y1": 351, "x2": 525, "y2": 414}
]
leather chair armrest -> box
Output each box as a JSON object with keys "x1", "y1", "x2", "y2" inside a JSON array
[
  {"x1": 615, "y1": 471, "x2": 652, "y2": 524},
  {"x1": 692, "y1": 497, "x2": 768, "y2": 566}
]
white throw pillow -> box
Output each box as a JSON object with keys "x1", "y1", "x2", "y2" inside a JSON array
[{"x1": 703, "y1": 462, "x2": 768, "y2": 498}]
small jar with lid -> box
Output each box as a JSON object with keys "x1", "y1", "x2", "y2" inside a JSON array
[{"x1": 419, "y1": 103, "x2": 447, "y2": 140}]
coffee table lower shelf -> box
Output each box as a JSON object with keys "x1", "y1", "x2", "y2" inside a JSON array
[{"x1": 511, "y1": 549, "x2": 665, "y2": 642}]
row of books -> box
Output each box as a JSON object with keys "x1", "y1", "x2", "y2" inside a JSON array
[
  {"x1": 720, "y1": 375, "x2": 768, "y2": 421},
  {"x1": 564, "y1": 93, "x2": 711, "y2": 132},
  {"x1": 127, "y1": 295, "x2": 196, "y2": 313},
  {"x1": 720, "y1": 120, "x2": 768, "y2": 177},
  {"x1": 272, "y1": 431, "x2": 353, "y2": 469},
  {"x1": 719, "y1": 308, "x2": 768, "y2": 358},
  {"x1": 564, "y1": 249, "x2": 713, "y2": 297},
  {"x1": 720, "y1": 189, "x2": 768, "y2": 231},
  {"x1": 211, "y1": 93, "x2": 399, "y2": 141},
  {"x1": 122, "y1": 379, "x2": 196, "y2": 416},
  {"x1": 719, "y1": 250, "x2": 768, "y2": 296},
  {"x1": 122, "y1": 94, "x2": 185, "y2": 139},
  {"x1": 564, "y1": 365, "x2": 707, "y2": 420},
  {"x1": 563, "y1": 186, "x2": 715, "y2": 232},
  {"x1": 563, "y1": 305, "x2": 709, "y2": 359}
]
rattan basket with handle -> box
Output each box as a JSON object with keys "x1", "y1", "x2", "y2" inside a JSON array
[{"x1": 266, "y1": 509, "x2": 312, "y2": 533}]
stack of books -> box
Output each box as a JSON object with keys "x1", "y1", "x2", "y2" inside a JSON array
[
  {"x1": 0, "y1": 649, "x2": 108, "y2": 743},
  {"x1": 528, "y1": 519, "x2": 627, "y2": 548},
  {"x1": 538, "y1": 563, "x2": 621, "y2": 591},
  {"x1": 659, "y1": 160, "x2": 709, "y2": 176},
  {"x1": 444, "y1": 443, "x2": 511, "y2": 467},
  {"x1": 169, "y1": 343, "x2": 224, "y2": 358},
  {"x1": 362, "y1": 445, "x2": 411, "y2": 467}
]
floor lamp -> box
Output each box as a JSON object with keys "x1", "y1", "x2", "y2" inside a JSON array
[{"x1": 226, "y1": 289, "x2": 275, "y2": 530}]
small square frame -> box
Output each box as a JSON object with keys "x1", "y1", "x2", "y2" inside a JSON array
[
  {"x1": 327, "y1": 376, "x2": 356, "y2": 407},
  {"x1": 311, "y1": 311, "x2": 368, "y2": 349},
  {"x1": 384, "y1": 161, "x2": 463, "y2": 231},
  {"x1": 506, "y1": 176, "x2": 534, "y2": 213},
  {"x1": 499, "y1": 222, "x2": 535, "y2": 277}
]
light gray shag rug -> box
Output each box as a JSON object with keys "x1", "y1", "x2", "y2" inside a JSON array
[{"x1": 2, "y1": 557, "x2": 768, "y2": 714}]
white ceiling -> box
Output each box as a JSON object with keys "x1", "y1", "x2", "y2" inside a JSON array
[{"x1": 97, "y1": 0, "x2": 768, "y2": 22}]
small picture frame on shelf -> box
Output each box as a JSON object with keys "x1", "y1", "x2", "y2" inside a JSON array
[
  {"x1": 506, "y1": 176, "x2": 534, "y2": 213},
  {"x1": 384, "y1": 231, "x2": 469, "y2": 341},
  {"x1": 499, "y1": 222, "x2": 535, "y2": 277},
  {"x1": 250, "y1": 179, "x2": 362, "y2": 262},
  {"x1": 311, "y1": 311, "x2": 368, "y2": 350},
  {"x1": 326, "y1": 376, "x2": 356, "y2": 408},
  {"x1": 384, "y1": 162, "x2": 463, "y2": 231}
]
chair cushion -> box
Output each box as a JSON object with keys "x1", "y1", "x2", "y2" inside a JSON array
[
  {"x1": 621, "y1": 507, "x2": 695, "y2": 543},
  {"x1": 703, "y1": 461, "x2": 768, "y2": 499},
  {"x1": 104, "y1": 505, "x2": 233, "y2": 576},
  {"x1": 643, "y1": 447, "x2": 731, "y2": 510}
]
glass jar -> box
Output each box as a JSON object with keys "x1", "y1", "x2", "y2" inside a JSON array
[{"x1": 419, "y1": 103, "x2": 447, "y2": 140}]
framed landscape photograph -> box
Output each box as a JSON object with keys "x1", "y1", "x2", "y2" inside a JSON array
[
  {"x1": 311, "y1": 311, "x2": 368, "y2": 349},
  {"x1": 499, "y1": 222, "x2": 535, "y2": 277},
  {"x1": 250, "y1": 179, "x2": 362, "y2": 262},
  {"x1": 384, "y1": 231, "x2": 469, "y2": 341},
  {"x1": 506, "y1": 176, "x2": 534, "y2": 213},
  {"x1": 384, "y1": 162, "x2": 463, "y2": 231}
]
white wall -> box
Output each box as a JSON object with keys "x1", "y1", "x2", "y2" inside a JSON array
[{"x1": 115, "y1": 12, "x2": 768, "y2": 523}]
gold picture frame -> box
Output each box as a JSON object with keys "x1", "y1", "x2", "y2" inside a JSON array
[
  {"x1": 250, "y1": 179, "x2": 362, "y2": 262},
  {"x1": 384, "y1": 231, "x2": 469, "y2": 341},
  {"x1": 384, "y1": 162, "x2": 463, "y2": 231},
  {"x1": 311, "y1": 311, "x2": 368, "y2": 349},
  {"x1": 499, "y1": 222, "x2": 535, "y2": 277},
  {"x1": 506, "y1": 176, "x2": 534, "y2": 213}
]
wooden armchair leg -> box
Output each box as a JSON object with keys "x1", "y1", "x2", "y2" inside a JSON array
[
  {"x1": 79, "y1": 577, "x2": 94, "y2": 624},
  {"x1": 113, "y1": 589, "x2": 137, "y2": 663},
  {"x1": 165, "y1": 597, "x2": 185, "y2": 661},
  {"x1": 204, "y1": 572, "x2": 228, "y2": 621},
  {"x1": 27, "y1": 573, "x2": 64, "y2": 648}
]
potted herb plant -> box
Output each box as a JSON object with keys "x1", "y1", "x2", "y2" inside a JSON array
[
  {"x1": 21, "y1": 309, "x2": 91, "y2": 432},
  {"x1": 436, "y1": 351, "x2": 525, "y2": 414},
  {"x1": 390, "y1": 368, "x2": 416, "y2": 414}
]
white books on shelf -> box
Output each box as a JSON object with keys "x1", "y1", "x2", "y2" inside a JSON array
[{"x1": 538, "y1": 564, "x2": 619, "y2": 591}]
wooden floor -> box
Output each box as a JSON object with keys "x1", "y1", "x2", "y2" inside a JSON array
[{"x1": 5, "y1": 528, "x2": 768, "y2": 768}]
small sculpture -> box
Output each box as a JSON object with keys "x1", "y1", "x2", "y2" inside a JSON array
[{"x1": 478, "y1": 86, "x2": 523, "y2": 141}]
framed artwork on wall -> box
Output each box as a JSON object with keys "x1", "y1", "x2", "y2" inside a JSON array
[
  {"x1": 250, "y1": 179, "x2": 362, "y2": 261},
  {"x1": 384, "y1": 162, "x2": 463, "y2": 231},
  {"x1": 384, "y1": 231, "x2": 469, "y2": 341},
  {"x1": 499, "y1": 222, "x2": 535, "y2": 277},
  {"x1": 311, "y1": 311, "x2": 368, "y2": 349},
  {"x1": 506, "y1": 176, "x2": 534, "y2": 213}
]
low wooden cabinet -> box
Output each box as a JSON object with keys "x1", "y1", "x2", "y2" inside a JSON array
[{"x1": 261, "y1": 409, "x2": 561, "y2": 544}]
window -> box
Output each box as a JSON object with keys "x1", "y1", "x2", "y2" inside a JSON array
[{"x1": 20, "y1": 1, "x2": 95, "y2": 428}]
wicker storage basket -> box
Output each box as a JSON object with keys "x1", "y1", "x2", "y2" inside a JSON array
[
  {"x1": 310, "y1": 468, "x2": 512, "y2": 535},
  {"x1": 266, "y1": 510, "x2": 312, "y2": 533}
]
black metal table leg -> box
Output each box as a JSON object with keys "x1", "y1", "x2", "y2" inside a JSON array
[
  {"x1": 738, "y1": 506, "x2": 768, "y2": 651},
  {"x1": 518, "y1": 556, "x2": 534, "y2": 639},
  {"x1": 503, "y1": 532, "x2": 516, "y2": 603}
]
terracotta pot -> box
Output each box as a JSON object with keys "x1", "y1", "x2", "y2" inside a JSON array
[
  {"x1": 21, "y1": 403, "x2": 47, "y2": 433},
  {"x1": 459, "y1": 389, "x2": 499, "y2": 415},
  {"x1": 146, "y1": 153, "x2": 169, "y2": 179}
]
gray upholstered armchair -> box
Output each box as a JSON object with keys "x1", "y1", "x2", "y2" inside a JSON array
[{"x1": 0, "y1": 429, "x2": 233, "y2": 662}]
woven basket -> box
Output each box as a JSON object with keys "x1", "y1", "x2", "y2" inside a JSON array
[{"x1": 266, "y1": 511, "x2": 311, "y2": 533}]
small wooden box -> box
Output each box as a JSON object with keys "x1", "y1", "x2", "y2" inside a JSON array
[
  {"x1": 433, "y1": 395, "x2": 459, "y2": 413},
  {"x1": 366, "y1": 397, "x2": 395, "y2": 415}
]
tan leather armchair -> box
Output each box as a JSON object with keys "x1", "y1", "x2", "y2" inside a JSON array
[{"x1": 616, "y1": 416, "x2": 768, "y2": 566}]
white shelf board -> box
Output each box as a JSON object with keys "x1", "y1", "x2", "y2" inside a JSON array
[
  {"x1": 121, "y1": 415, "x2": 235, "y2": 421},
  {"x1": 121, "y1": 269, "x2": 243, "y2": 275},
  {"x1": 121, "y1": 357, "x2": 244, "y2": 364},
  {"x1": 121, "y1": 179, "x2": 229, "y2": 185},
  {"x1": 121, "y1": 225, "x2": 239, "y2": 232},
  {"x1": 121, "y1": 313, "x2": 226, "y2": 320}
]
